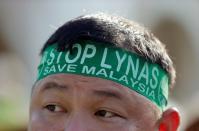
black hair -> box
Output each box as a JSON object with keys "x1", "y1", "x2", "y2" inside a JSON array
[{"x1": 40, "y1": 13, "x2": 176, "y2": 88}]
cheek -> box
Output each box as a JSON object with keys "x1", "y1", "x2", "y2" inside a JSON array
[
  {"x1": 128, "y1": 120, "x2": 157, "y2": 131},
  {"x1": 29, "y1": 111, "x2": 66, "y2": 131}
]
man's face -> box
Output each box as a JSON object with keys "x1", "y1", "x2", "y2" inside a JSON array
[{"x1": 29, "y1": 74, "x2": 161, "y2": 131}]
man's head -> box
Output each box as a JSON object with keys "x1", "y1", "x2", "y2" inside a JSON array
[{"x1": 29, "y1": 13, "x2": 180, "y2": 131}]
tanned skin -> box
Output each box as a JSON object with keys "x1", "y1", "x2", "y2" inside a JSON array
[{"x1": 29, "y1": 74, "x2": 180, "y2": 131}]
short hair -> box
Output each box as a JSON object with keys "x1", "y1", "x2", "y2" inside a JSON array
[{"x1": 40, "y1": 13, "x2": 176, "y2": 88}]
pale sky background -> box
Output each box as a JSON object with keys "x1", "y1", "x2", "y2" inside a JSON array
[{"x1": 0, "y1": 0, "x2": 199, "y2": 130}]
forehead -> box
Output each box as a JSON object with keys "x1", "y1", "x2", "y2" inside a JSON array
[
  {"x1": 33, "y1": 74, "x2": 161, "y2": 117},
  {"x1": 35, "y1": 74, "x2": 131, "y2": 100},
  {"x1": 35, "y1": 74, "x2": 142, "y2": 97},
  {"x1": 35, "y1": 73, "x2": 157, "y2": 105}
]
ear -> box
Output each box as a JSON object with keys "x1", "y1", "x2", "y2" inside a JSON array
[{"x1": 158, "y1": 108, "x2": 180, "y2": 131}]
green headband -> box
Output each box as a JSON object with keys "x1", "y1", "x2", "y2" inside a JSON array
[{"x1": 37, "y1": 40, "x2": 169, "y2": 110}]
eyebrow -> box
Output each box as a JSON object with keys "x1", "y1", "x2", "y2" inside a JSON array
[
  {"x1": 92, "y1": 89, "x2": 122, "y2": 100},
  {"x1": 39, "y1": 81, "x2": 123, "y2": 101},
  {"x1": 40, "y1": 81, "x2": 68, "y2": 93}
]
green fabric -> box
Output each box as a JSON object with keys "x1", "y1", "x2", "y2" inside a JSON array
[{"x1": 37, "y1": 40, "x2": 169, "y2": 110}]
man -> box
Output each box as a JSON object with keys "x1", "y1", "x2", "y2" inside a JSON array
[{"x1": 29, "y1": 13, "x2": 180, "y2": 131}]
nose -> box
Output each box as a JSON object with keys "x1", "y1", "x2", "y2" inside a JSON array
[{"x1": 64, "y1": 112, "x2": 91, "y2": 131}]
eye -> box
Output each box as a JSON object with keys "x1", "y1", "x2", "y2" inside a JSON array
[
  {"x1": 95, "y1": 110, "x2": 119, "y2": 118},
  {"x1": 44, "y1": 104, "x2": 65, "y2": 113}
]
